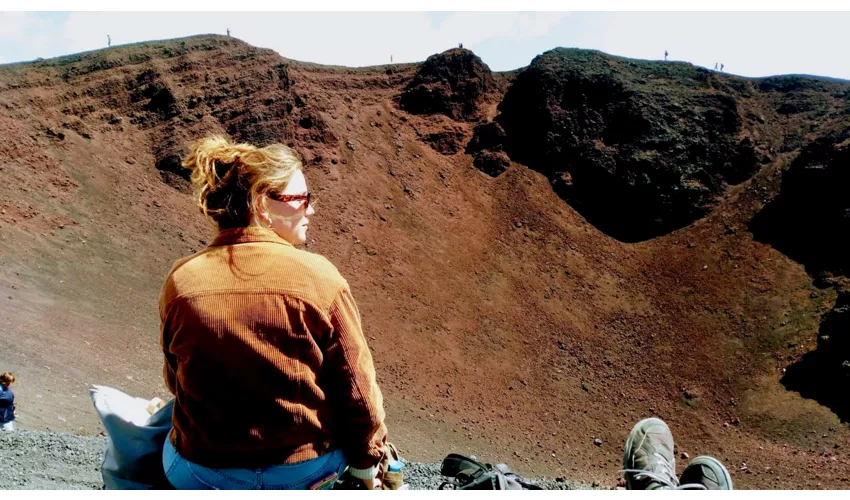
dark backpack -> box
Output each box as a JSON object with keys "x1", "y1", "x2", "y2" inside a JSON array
[{"x1": 439, "y1": 453, "x2": 543, "y2": 490}]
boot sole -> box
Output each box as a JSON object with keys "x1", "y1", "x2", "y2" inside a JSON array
[{"x1": 690, "y1": 456, "x2": 734, "y2": 490}]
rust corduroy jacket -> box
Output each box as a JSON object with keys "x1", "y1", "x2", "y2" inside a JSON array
[{"x1": 159, "y1": 226, "x2": 387, "y2": 470}]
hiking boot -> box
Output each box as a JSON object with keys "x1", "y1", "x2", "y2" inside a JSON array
[
  {"x1": 621, "y1": 418, "x2": 679, "y2": 490},
  {"x1": 679, "y1": 456, "x2": 733, "y2": 490}
]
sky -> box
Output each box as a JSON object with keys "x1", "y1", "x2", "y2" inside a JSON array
[{"x1": 2, "y1": 11, "x2": 850, "y2": 79}]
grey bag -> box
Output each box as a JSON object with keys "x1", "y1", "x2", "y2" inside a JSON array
[
  {"x1": 89, "y1": 386, "x2": 174, "y2": 489},
  {"x1": 439, "y1": 453, "x2": 542, "y2": 490}
]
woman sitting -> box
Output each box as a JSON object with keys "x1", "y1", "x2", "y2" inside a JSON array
[{"x1": 160, "y1": 136, "x2": 386, "y2": 490}]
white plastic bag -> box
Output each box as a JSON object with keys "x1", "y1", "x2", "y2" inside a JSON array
[{"x1": 89, "y1": 385, "x2": 174, "y2": 489}]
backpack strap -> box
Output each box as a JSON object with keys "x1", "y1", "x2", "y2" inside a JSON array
[{"x1": 457, "y1": 470, "x2": 503, "y2": 490}]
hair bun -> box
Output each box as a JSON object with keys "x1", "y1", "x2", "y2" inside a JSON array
[{"x1": 182, "y1": 135, "x2": 304, "y2": 230}]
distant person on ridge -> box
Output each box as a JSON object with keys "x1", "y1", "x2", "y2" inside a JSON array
[
  {"x1": 227, "y1": 28, "x2": 230, "y2": 37},
  {"x1": 107, "y1": 34, "x2": 111, "y2": 48},
  {"x1": 720, "y1": 63, "x2": 724, "y2": 72},
  {"x1": 159, "y1": 136, "x2": 387, "y2": 490},
  {"x1": 0, "y1": 372, "x2": 16, "y2": 432},
  {"x1": 664, "y1": 50, "x2": 668, "y2": 61},
  {"x1": 622, "y1": 418, "x2": 732, "y2": 490},
  {"x1": 714, "y1": 62, "x2": 718, "y2": 71},
  {"x1": 459, "y1": 42, "x2": 463, "y2": 49}
]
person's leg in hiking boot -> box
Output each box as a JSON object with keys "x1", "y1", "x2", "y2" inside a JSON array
[
  {"x1": 622, "y1": 418, "x2": 733, "y2": 490},
  {"x1": 680, "y1": 456, "x2": 733, "y2": 490},
  {"x1": 622, "y1": 418, "x2": 680, "y2": 489}
]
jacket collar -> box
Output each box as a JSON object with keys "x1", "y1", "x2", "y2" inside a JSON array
[{"x1": 209, "y1": 226, "x2": 294, "y2": 248}]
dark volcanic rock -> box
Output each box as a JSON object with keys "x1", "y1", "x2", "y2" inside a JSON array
[
  {"x1": 472, "y1": 150, "x2": 510, "y2": 177},
  {"x1": 128, "y1": 70, "x2": 180, "y2": 123},
  {"x1": 759, "y1": 76, "x2": 833, "y2": 118},
  {"x1": 749, "y1": 126, "x2": 850, "y2": 280},
  {"x1": 110, "y1": 49, "x2": 333, "y2": 192},
  {"x1": 465, "y1": 121, "x2": 506, "y2": 154},
  {"x1": 422, "y1": 127, "x2": 466, "y2": 155},
  {"x1": 782, "y1": 292, "x2": 850, "y2": 423},
  {"x1": 144, "y1": 84, "x2": 178, "y2": 119},
  {"x1": 752, "y1": 125, "x2": 850, "y2": 423},
  {"x1": 483, "y1": 48, "x2": 763, "y2": 242},
  {"x1": 399, "y1": 48, "x2": 494, "y2": 121},
  {"x1": 152, "y1": 124, "x2": 192, "y2": 192}
]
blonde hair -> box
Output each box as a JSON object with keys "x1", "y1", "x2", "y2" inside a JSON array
[
  {"x1": 182, "y1": 135, "x2": 304, "y2": 229},
  {"x1": 0, "y1": 372, "x2": 15, "y2": 385}
]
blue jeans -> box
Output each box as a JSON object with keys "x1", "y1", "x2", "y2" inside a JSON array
[{"x1": 163, "y1": 438, "x2": 347, "y2": 490}]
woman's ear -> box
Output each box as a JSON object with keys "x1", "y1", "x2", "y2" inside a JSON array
[{"x1": 253, "y1": 194, "x2": 272, "y2": 225}]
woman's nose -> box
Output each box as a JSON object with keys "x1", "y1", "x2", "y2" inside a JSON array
[{"x1": 306, "y1": 204, "x2": 316, "y2": 216}]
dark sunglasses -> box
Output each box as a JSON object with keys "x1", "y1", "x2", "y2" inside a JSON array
[{"x1": 267, "y1": 191, "x2": 312, "y2": 212}]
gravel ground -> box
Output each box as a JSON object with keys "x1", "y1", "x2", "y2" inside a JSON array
[
  {"x1": 0, "y1": 430, "x2": 589, "y2": 490},
  {"x1": 400, "y1": 461, "x2": 588, "y2": 490},
  {"x1": 0, "y1": 430, "x2": 105, "y2": 490}
]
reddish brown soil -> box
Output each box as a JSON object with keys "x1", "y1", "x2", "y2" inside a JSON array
[{"x1": 0, "y1": 36, "x2": 847, "y2": 489}]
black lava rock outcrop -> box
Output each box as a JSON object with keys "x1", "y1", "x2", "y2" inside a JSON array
[
  {"x1": 422, "y1": 127, "x2": 466, "y2": 155},
  {"x1": 472, "y1": 151, "x2": 511, "y2": 177},
  {"x1": 475, "y1": 48, "x2": 764, "y2": 242},
  {"x1": 749, "y1": 126, "x2": 850, "y2": 281},
  {"x1": 466, "y1": 121, "x2": 507, "y2": 154},
  {"x1": 465, "y1": 122, "x2": 510, "y2": 176},
  {"x1": 781, "y1": 292, "x2": 850, "y2": 423},
  {"x1": 399, "y1": 48, "x2": 493, "y2": 121},
  {"x1": 750, "y1": 124, "x2": 850, "y2": 421},
  {"x1": 758, "y1": 76, "x2": 837, "y2": 119}
]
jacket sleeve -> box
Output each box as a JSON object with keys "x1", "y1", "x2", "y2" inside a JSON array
[
  {"x1": 324, "y1": 285, "x2": 387, "y2": 471},
  {"x1": 160, "y1": 299, "x2": 178, "y2": 396},
  {"x1": 162, "y1": 341, "x2": 178, "y2": 395}
]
